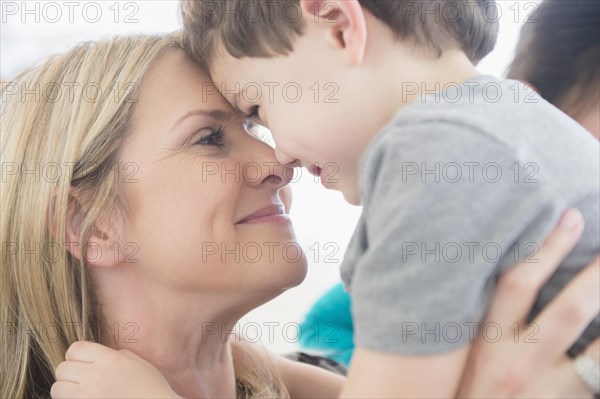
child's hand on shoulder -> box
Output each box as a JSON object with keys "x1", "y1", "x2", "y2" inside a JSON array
[{"x1": 51, "y1": 341, "x2": 181, "y2": 398}]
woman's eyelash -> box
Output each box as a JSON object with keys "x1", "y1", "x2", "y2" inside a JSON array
[{"x1": 194, "y1": 127, "x2": 225, "y2": 148}]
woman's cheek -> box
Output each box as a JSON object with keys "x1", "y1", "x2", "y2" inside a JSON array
[{"x1": 280, "y1": 186, "x2": 293, "y2": 213}]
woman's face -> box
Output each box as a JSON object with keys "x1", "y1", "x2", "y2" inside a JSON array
[{"x1": 114, "y1": 48, "x2": 307, "y2": 305}]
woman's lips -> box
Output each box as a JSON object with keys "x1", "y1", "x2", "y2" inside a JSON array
[
  {"x1": 240, "y1": 214, "x2": 290, "y2": 224},
  {"x1": 236, "y1": 204, "x2": 290, "y2": 224}
]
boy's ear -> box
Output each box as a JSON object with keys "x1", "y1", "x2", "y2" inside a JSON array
[
  {"x1": 64, "y1": 192, "x2": 125, "y2": 268},
  {"x1": 519, "y1": 80, "x2": 539, "y2": 93},
  {"x1": 300, "y1": 0, "x2": 367, "y2": 66}
]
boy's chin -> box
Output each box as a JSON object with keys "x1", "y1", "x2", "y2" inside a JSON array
[
  {"x1": 321, "y1": 178, "x2": 361, "y2": 205},
  {"x1": 338, "y1": 186, "x2": 361, "y2": 206}
]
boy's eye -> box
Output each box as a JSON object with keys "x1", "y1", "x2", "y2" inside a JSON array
[
  {"x1": 245, "y1": 122, "x2": 275, "y2": 147},
  {"x1": 246, "y1": 106, "x2": 259, "y2": 119},
  {"x1": 193, "y1": 127, "x2": 225, "y2": 148}
]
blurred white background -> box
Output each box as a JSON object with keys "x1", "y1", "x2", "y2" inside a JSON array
[{"x1": 1, "y1": 0, "x2": 540, "y2": 353}]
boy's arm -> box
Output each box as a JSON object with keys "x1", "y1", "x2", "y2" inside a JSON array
[
  {"x1": 341, "y1": 346, "x2": 470, "y2": 398},
  {"x1": 51, "y1": 341, "x2": 180, "y2": 399},
  {"x1": 53, "y1": 341, "x2": 345, "y2": 399},
  {"x1": 272, "y1": 354, "x2": 347, "y2": 398}
]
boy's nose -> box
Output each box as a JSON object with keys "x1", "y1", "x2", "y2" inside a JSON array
[{"x1": 274, "y1": 148, "x2": 297, "y2": 166}]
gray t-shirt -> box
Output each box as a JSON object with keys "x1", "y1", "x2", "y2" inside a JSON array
[{"x1": 340, "y1": 75, "x2": 600, "y2": 355}]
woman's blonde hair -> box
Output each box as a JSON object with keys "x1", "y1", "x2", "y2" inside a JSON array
[{"x1": 1, "y1": 34, "x2": 288, "y2": 399}]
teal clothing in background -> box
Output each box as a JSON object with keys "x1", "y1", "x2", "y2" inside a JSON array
[{"x1": 299, "y1": 283, "x2": 355, "y2": 367}]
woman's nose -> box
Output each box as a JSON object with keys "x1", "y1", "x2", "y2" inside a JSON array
[
  {"x1": 244, "y1": 142, "x2": 295, "y2": 190},
  {"x1": 274, "y1": 148, "x2": 297, "y2": 166}
]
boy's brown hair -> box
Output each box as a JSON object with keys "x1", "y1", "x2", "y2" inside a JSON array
[{"x1": 181, "y1": 0, "x2": 499, "y2": 70}]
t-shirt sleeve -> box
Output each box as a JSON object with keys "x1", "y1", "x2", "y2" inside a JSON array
[{"x1": 349, "y1": 121, "x2": 566, "y2": 355}]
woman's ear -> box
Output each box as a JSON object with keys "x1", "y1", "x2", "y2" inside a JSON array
[
  {"x1": 64, "y1": 192, "x2": 125, "y2": 268},
  {"x1": 300, "y1": 0, "x2": 367, "y2": 66}
]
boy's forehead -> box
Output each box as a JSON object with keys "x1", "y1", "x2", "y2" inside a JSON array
[
  {"x1": 208, "y1": 41, "x2": 267, "y2": 81},
  {"x1": 206, "y1": 73, "x2": 243, "y2": 110},
  {"x1": 206, "y1": 42, "x2": 241, "y2": 78},
  {"x1": 207, "y1": 51, "x2": 238, "y2": 86},
  {"x1": 208, "y1": 54, "x2": 257, "y2": 105}
]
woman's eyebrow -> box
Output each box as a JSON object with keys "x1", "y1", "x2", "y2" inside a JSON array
[{"x1": 172, "y1": 109, "x2": 232, "y2": 131}]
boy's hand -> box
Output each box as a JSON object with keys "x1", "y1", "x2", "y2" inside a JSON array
[{"x1": 51, "y1": 341, "x2": 181, "y2": 399}]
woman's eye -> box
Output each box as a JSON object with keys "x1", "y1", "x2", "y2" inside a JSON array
[{"x1": 193, "y1": 128, "x2": 225, "y2": 148}]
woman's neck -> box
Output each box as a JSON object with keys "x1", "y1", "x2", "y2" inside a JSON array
[
  {"x1": 95, "y1": 278, "x2": 242, "y2": 398},
  {"x1": 158, "y1": 343, "x2": 237, "y2": 398}
]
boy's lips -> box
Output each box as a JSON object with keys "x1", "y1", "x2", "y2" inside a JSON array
[
  {"x1": 308, "y1": 164, "x2": 335, "y2": 188},
  {"x1": 308, "y1": 164, "x2": 322, "y2": 177}
]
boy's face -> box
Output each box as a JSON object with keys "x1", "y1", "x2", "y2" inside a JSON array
[{"x1": 210, "y1": 31, "x2": 391, "y2": 206}]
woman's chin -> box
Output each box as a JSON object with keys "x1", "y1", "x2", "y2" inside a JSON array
[
  {"x1": 252, "y1": 266, "x2": 308, "y2": 308},
  {"x1": 256, "y1": 253, "x2": 308, "y2": 296}
]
